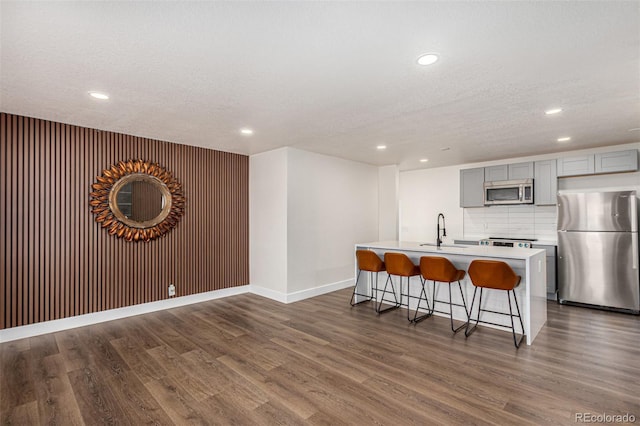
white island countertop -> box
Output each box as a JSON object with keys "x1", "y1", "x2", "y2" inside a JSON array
[
  {"x1": 354, "y1": 241, "x2": 548, "y2": 345},
  {"x1": 357, "y1": 240, "x2": 546, "y2": 260}
]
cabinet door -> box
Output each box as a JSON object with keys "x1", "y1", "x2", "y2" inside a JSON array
[
  {"x1": 534, "y1": 160, "x2": 557, "y2": 205},
  {"x1": 594, "y1": 150, "x2": 638, "y2": 174},
  {"x1": 484, "y1": 165, "x2": 508, "y2": 181},
  {"x1": 556, "y1": 155, "x2": 595, "y2": 177},
  {"x1": 508, "y1": 162, "x2": 534, "y2": 179},
  {"x1": 460, "y1": 167, "x2": 485, "y2": 207}
]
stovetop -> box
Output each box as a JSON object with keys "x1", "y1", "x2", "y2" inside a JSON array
[{"x1": 479, "y1": 237, "x2": 538, "y2": 248}]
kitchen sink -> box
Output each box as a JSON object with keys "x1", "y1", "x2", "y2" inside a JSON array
[{"x1": 419, "y1": 243, "x2": 467, "y2": 249}]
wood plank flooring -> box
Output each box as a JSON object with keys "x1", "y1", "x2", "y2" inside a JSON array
[{"x1": 2, "y1": 288, "x2": 639, "y2": 425}]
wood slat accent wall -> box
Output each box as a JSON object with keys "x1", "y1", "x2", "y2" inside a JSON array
[{"x1": 0, "y1": 112, "x2": 249, "y2": 330}]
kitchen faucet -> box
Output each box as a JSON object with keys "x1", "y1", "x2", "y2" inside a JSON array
[{"x1": 437, "y1": 213, "x2": 446, "y2": 248}]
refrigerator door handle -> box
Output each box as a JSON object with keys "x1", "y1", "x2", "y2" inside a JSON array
[{"x1": 633, "y1": 236, "x2": 638, "y2": 270}]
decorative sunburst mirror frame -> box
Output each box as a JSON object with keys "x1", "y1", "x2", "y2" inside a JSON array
[{"x1": 90, "y1": 159, "x2": 185, "y2": 242}]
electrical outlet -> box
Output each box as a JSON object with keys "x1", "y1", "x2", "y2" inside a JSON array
[{"x1": 168, "y1": 284, "x2": 176, "y2": 297}]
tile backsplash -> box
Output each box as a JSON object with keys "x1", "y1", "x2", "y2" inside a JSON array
[{"x1": 463, "y1": 205, "x2": 557, "y2": 241}]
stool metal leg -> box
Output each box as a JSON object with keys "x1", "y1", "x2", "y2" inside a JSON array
[
  {"x1": 377, "y1": 274, "x2": 400, "y2": 314},
  {"x1": 405, "y1": 277, "x2": 412, "y2": 322},
  {"x1": 465, "y1": 287, "x2": 483, "y2": 337},
  {"x1": 507, "y1": 289, "x2": 525, "y2": 348},
  {"x1": 412, "y1": 277, "x2": 433, "y2": 323},
  {"x1": 458, "y1": 281, "x2": 469, "y2": 319},
  {"x1": 350, "y1": 269, "x2": 375, "y2": 306},
  {"x1": 448, "y1": 282, "x2": 467, "y2": 333},
  {"x1": 512, "y1": 289, "x2": 525, "y2": 335},
  {"x1": 373, "y1": 272, "x2": 379, "y2": 309}
]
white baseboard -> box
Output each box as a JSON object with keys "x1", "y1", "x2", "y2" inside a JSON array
[
  {"x1": 250, "y1": 279, "x2": 353, "y2": 304},
  {"x1": 284, "y1": 279, "x2": 353, "y2": 303},
  {"x1": 0, "y1": 279, "x2": 355, "y2": 343},
  {"x1": 0, "y1": 285, "x2": 250, "y2": 343},
  {"x1": 249, "y1": 285, "x2": 288, "y2": 303}
]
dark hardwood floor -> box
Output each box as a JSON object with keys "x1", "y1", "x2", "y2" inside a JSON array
[{"x1": 2, "y1": 288, "x2": 639, "y2": 425}]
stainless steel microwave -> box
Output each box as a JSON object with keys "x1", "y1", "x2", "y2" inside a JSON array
[{"x1": 483, "y1": 179, "x2": 534, "y2": 205}]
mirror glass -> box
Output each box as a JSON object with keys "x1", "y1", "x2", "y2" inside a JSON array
[
  {"x1": 108, "y1": 174, "x2": 172, "y2": 229},
  {"x1": 91, "y1": 159, "x2": 185, "y2": 242}
]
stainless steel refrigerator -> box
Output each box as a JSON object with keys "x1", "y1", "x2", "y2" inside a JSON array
[{"x1": 557, "y1": 190, "x2": 639, "y2": 313}]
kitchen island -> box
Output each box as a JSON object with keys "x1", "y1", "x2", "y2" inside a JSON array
[{"x1": 354, "y1": 241, "x2": 547, "y2": 345}]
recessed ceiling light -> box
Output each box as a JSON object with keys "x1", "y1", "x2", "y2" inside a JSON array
[
  {"x1": 417, "y1": 53, "x2": 439, "y2": 66},
  {"x1": 240, "y1": 128, "x2": 254, "y2": 135},
  {"x1": 376, "y1": 145, "x2": 387, "y2": 150},
  {"x1": 420, "y1": 158, "x2": 429, "y2": 163},
  {"x1": 545, "y1": 108, "x2": 563, "y2": 115},
  {"x1": 88, "y1": 91, "x2": 109, "y2": 100},
  {"x1": 557, "y1": 137, "x2": 571, "y2": 142}
]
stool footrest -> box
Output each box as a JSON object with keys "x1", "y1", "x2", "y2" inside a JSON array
[
  {"x1": 350, "y1": 291, "x2": 374, "y2": 306},
  {"x1": 376, "y1": 303, "x2": 400, "y2": 314},
  {"x1": 464, "y1": 287, "x2": 526, "y2": 348},
  {"x1": 466, "y1": 317, "x2": 524, "y2": 331}
]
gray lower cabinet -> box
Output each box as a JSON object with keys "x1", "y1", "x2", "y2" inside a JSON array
[
  {"x1": 460, "y1": 167, "x2": 485, "y2": 207},
  {"x1": 594, "y1": 150, "x2": 638, "y2": 173},
  {"x1": 534, "y1": 160, "x2": 557, "y2": 205},
  {"x1": 557, "y1": 155, "x2": 595, "y2": 176},
  {"x1": 532, "y1": 244, "x2": 557, "y2": 300}
]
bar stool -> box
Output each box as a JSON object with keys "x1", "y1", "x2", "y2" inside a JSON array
[
  {"x1": 383, "y1": 252, "x2": 425, "y2": 321},
  {"x1": 350, "y1": 250, "x2": 386, "y2": 307},
  {"x1": 465, "y1": 260, "x2": 525, "y2": 348},
  {"x1": 418, "y1": 256, "x2": 469, "y2": 331}
]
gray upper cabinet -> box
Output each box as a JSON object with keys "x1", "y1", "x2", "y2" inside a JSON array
[
  {"x1": 557, "y1": 150, "x2": 638, "y2": 177},
  {"x1": 508, "y1": 162, "x2": 534, "y2": 179},
  {"x1": 460, "y1": 167, "x2": 485, "y2": 207},
  {"x1": 534, "y1": 160, "x2": 557, "y2": 205},
  {"x1": 485, "y1": 162, "x2": 533, "y2": 181},
  {"x1": 460, "y1": 150, "x2": 638, "y2": 209},
  {"x1": 484, "y1": 165, "x2": 508, "y2": 182},
  {"x1": 594, "y1": 150, "x2": 638, "y2": 174},
  {"x1": 557, "y1": 155, "x2": 595, "y2": 177}
]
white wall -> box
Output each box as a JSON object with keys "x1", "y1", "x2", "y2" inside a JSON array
[
  {"x1": 249, "y1": 148, "x2": 288, "y2": 294},
  {"x1": 250, "y1": 147, "x2": 379, "y2": 300},
  {"x1": 399, "y1": 165, "x2": 464, "y2": 243},
  {"x1": 400, "y1": 142, "x2": 640, "y2": 243},
  {"x1": 287, "y1": 148, "x2": 379, "y2": 293},
  {"x1": 378, "y1": 165, "x2": 399, "y2": 241}
]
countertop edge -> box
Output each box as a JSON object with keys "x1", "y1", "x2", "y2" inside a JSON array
[{"x1": 356, "y1": 241, "x2": 546, "y2": 260}]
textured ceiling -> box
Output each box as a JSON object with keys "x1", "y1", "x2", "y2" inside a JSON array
[{"x1": 1, "y1": 1, "x2": 639, "y2": 170}]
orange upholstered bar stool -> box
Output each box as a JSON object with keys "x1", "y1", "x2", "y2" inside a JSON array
[
  {"x1": 382, "y1": 252, "x2": 424, "y2": 320},
  {"x1": 465, "y1": 260, "x2": 525, "y2": 348},
  {"x1": 418, "y1": 256, "x2": 469, "y2": 331},
  {"x1": 350, "y1": 250, "x2": 386, "y2": 307}
]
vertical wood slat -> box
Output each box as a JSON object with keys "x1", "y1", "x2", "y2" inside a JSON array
[
  {"x1": 0, "y1": 112, "x2": 249, "y2": 330},
  {"x1": 0, "y1": 113, "x2": 6, "y2": 330}
]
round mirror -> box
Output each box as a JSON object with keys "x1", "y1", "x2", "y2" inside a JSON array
[
  {"x1": 90, "y1": 159, "x2": 185, "y2": 242},
  {"x1": 109, "y1": 174, "x2": 172, "y2": 229}
]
